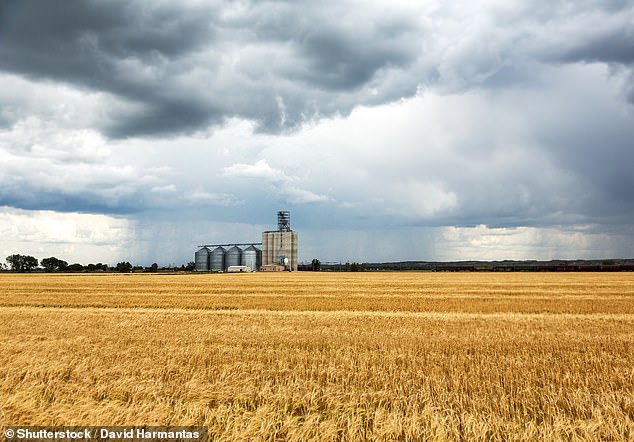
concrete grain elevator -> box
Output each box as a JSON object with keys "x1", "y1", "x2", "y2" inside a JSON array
[{"x1": 262, "y1": 211, "x2": 298, "y2": 271}]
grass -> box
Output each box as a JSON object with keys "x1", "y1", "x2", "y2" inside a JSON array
[{"x1": 1, "y1": 272, "x2": 633, "y2": 440}]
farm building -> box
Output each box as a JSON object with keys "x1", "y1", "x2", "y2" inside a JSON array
[
  {"x1": 260, "y1": 264, "x2": 286, "y2": 272},
  {"x1": 227, "y1": 265, "x2": 251, "y2": 272},
  {"x1": 194, "y1": 211, "x2": 298, "y2": 272},
  {"x1": 262, "y1": 211, "x2": 298, "y2": 272}
]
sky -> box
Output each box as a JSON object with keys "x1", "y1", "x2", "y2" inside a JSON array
[{"x1": 1, "y1": 0, "x2": 633, "y2": 266}]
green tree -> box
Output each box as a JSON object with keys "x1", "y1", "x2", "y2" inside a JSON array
[
  {"x1": 6, "y1": 254, "x2": 39, "y2": 272},
  {"x1": 41, "y1": 257, "x2": 68, "y2": 272},
  {"x1": 6, "y1": 254, "x2": 22, "y2": 271},
  {"x1": 150, "y1": 263, "x2": 159, "y2": 272},
  {"x1": 41, "y1": 257, "x2": 56, "y2": 272},
  {"x1": 311, "y1": 258, "x2": 321, "y2": 271},
  {"x1": 185, "y1": 261, "x2": 195, "y2": 271},
  {"x1": 57, "y1": 259, "x2": 68, "y2": 271},
  {"x1": 115, "y1": 261, "x2": 132, "y2": 272},
  {"x1": 345, "y1": 262, "x2": 364, "y2": 272},
  {"x1": 67, "y1": 263, "x2": 85, "y2": 272}
]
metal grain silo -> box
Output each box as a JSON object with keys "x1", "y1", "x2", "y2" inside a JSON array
[
  {"x1": 225, "y1": 245, "x2": 241, "y2": 270},
  {"x1": 210, "y1": 246, "x2": 226, "y2": 271},
  {"x1": 241, "y1": 245, "x2": 258, "y2": 271},
  {"x1": 194, "y1": 247, "x2": 210, "y2": 271},
  {"x1": 256, "y1": 246, "x2": 262, "y2": 270}
]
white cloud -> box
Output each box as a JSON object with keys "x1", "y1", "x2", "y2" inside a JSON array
[
  {"x1": 0, "y1": 206, "x2": 132, "y2": 264},
  {"x1": 185, "y1": 190, "x2": 239, "y2": 206},
  {"x1": 151, "y1": 184, "x2": 177, "y2": 193},
  {"x1": 0, "y1": 72, "x2": 125, "y2": 134},
  {"x1": 222, "y1": 159, "x2": 288, "y2": 181},
  {"x1": 438, "y1": 224, "x2": 628, "y2": 261},
  {"x1": 222, "y1": 159, "x2": 330, "y2": 204},
  {"x1": 400, "y1": 181, "x2": 458, "y2": 218},
  {"x1": 284, "y1": 187, "x2": 330, "y2": 204}
]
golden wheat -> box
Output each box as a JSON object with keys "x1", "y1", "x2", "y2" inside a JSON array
[
  {"x1": 1, "y1": 272, "x2": 633, "y2": 313},
  {"x1": 1, "y1": 272, "x2": 633, "y2": 440}
]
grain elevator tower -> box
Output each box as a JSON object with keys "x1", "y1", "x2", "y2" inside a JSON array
[{"x1": 262, "y1": 211, "x2": 298, "y2": 271}]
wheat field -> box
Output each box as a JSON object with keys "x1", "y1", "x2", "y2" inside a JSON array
[{"x1": 1, "y1": 272, "x2": 633, "y2": 440}]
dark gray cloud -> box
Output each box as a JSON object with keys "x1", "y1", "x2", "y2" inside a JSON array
[
  {"x1": 103, "y1": 97, "x2": 223, "y2": 139},
  {"x1": 1, "y1": 0, "x2": 633, "y2": 137},
  {"x1": 0, "y1": 1, "x2": 215, "y2": 67},
  {"x1": 0, "y1": 0, "x2": 220, "y2": 137},
  {"x1": 0, "y1": 0, "x2": 423, "y2": 136},
  {"x1": 0, "y1": 189, "x2": 136, "y2": 215},
  {"x1": 0, "y1": 158, "x2": 149, "y2": 215}
]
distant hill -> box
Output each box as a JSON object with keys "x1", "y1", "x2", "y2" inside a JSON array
[{"x1": 317, "y1": 259, "x2": 634, "y2": 272}]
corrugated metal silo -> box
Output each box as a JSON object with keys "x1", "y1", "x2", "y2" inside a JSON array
[
  {"x1": 210, "y1": 246, "x2": 226, "y2": 271},
  {"x1": 194, "y1": 247, "x2": 210, "y2": 271},
  {"x1": 241, "y1": 245, "x2": 257, "y2": 271},
  {"x1": 225, "y1": 246, "x2": 241, "y2": 270},
  {"x1": 256, "y1": 247, "x2": 262, "y2": 270}
]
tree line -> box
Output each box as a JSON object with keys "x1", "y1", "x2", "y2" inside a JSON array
[{"x1": 3, "y1": 254, "x2": 195, "y2": 273}]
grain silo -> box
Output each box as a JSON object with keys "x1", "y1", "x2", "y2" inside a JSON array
[
  {"x1": 225, "y1": 245, "x2": 242, "y2": 270},
  {"x1": 210, "y1": 246, "x2": 226, "y2": 271},
  {"x1": 261, "y1": 211, "x2": 298, "y2": 271},
  {"x1": 194, "y1": 247, "x2": 210, "y2": 271},
  {"x1": 241, "y1": 245, "x2": 258, "y2": 271}
]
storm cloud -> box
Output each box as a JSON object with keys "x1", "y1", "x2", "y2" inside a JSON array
[
  {"x1": 1, "y1": 0, "x2": 629, "y2": 137},
  {"x1": 1, "y1": 0, "x2": 633, "y2": 264}
]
